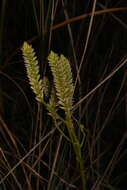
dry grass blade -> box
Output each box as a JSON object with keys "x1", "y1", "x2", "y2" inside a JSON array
[
  {"x1": 73, "y1": 56, "x2": 127, "y2": 111},
  {"x1": 0, "y1": 115, "x2": 18, "y2": 150},
  {"x1": 4, "y1": 7, "x2": 127, "y2": 65},
  {"x1": 47, "y1": 135, "x2": 63, "y2": 190},
  {"x1": 0, "y1": 128, "x2": 56, "y2": 185},
  {"x1": 51, "y1": 7, "x2": 127, "y2": 30},
  {"x1": 0, "y1": 149, "x2": 22, "y2": 190}
]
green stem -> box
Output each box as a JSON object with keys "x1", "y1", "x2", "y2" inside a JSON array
[{"x1": 65, "y1": 111, "x2": 87, "y2": 190}]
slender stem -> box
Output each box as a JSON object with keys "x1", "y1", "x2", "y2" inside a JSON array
[{"x1": 65, "y1": 110, "x2": 87, "y2": 190}]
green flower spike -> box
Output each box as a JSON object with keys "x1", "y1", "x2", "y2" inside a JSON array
[
  {"x1": 21, "y1": 42, "x2": 43, "y2": 103},
  {"x1": 48, "y1": 51, "x2": 74, "y2": 112}
]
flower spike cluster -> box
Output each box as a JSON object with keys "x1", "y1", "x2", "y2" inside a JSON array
[
  {"x1": 21, "y1": 42, "x2": 74, "y2": 111},
  {"x1": 21, "y1": 42, "x2": 43, "y2": 103},
  {"x1": 48, "y1": 51, "x2": 74, "y2": 111}
]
